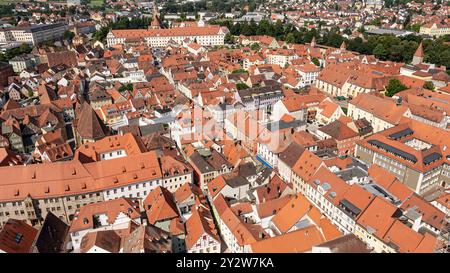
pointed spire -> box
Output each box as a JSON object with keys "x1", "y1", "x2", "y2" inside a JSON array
[
  {"x1": 414, "y1": 42, "x2": 424, "y2": 58},
  {"x1": 340, "y1": 41, "x2": 346, "y2": 51},
  {"x1": 149, "y1": 1, "x2": 161, "y2": 30},
  {"x1": 311, "y1": 36, "x2": 316, "y2": 48},
  {"x1": 412, "y1": 41, "x2": 424, "y2": 65}
]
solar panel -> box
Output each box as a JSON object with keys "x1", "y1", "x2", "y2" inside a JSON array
[
  {"x1": 388, "y1": 128, "x2": 413, "y2": 140},
  {"x1": 368, "y1": 139, "x2": 418, "y2": 163},
  {"x1": 423, "y1": 152, "x2": 442, "y2": 165}
]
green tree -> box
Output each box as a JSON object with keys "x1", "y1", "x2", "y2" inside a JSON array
[
  {"x1": 373, "y1": 43, "x2": 389, "y2": 60},
  {"x1": 250, "y1": 43, "x2": 260, "y2": 51},
  {"x1": 63, "y1": 30, "x2": 75, "y2": 41},
  {"x1": 409, "y1": 23, "x2": 423, "y2": 32},
  {"x1": 0, "y1": 44, "x2": 32, "y2": 61},
  {"x1": 385, "y1": 79, "x2": 407, "y2": 97},
  {"x1": 232, "y1": 69, "x2": 248, "y2": 74},
  {"x1": 311, "y1": 57, "x2": 320, "y2": 67},
  {"x1": 236, "y1": 83, "x2": 250, "y2": 90},
  {"x1": 119, "y1": 83, "x2": 133, "y2": 92},
  {"x1": 285, "y1": 33, "x2": 295, "y2": 44},
  {"x1": 224, "y1": 33, "x2": 235, "y2": 44},
  {"x1": 423, "y1": 81, "x2": 435, "y2": 90},
  {"x1": 93, "y1": 27, "x2": 109, "y2": 42},
  {"x1": 357, "y1": 26, "x2": 366, "y2": 34},
  {"x1": 369, "y1": 18, "x2": 382, "y2": 26}
]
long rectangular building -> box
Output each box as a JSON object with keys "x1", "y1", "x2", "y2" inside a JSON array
[
  {"x1": 0, "y1": 23, "x2": 68, "y2": 46},
  {"x1": 106, "y1": 25, "x2": 229, "y2": 48}
]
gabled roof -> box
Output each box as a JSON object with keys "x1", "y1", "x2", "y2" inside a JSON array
[
  {"x1": 250, "y1": 225, "x2": 325, "y2": 253},
  {"x1": 185, "y1": 206, "x2": 220, "y2": 250},
  {"x1": 122, "y1": 224, "x2": 172, "y2": 253},
  {"x1": 382, "y1": 220, "x2": 434, "y2": 253},
  {"x1": 313, "y1": 234, "x2": 370, "y2": 253},
  {"x1": 349, "y1": 93, "x2": 408, "y2": 125},
  {"x1": 35, "y1": 212, "x2": 69, "y2": 253},
  {"x1": 356, "y1": 196, "x2": 399, "y2": 239},
  {"x1": 291, "y1": 149, "x2": 323, "y2": 182},
  {"x1": 144, "y1": 186, "x2": 179, "y2": 225},
  {"x1": 271, "y1": 194, "x2": 313, "y2": 234},
  {"x1": 0, "y1": 219, "x2": 38, "y2": 253},
  {"x1": 255, "y1": 175, "x2": 291, "y2": 203},
  {"x1": 318, "y1": 120, "x2": 359, "y2": 141},
  {"x1": 70, "y1": 198, "x2": 141, "y2": 233},
  {"x1": 400, "y1": 194, "x2": 445, "y2": 230},
  {"x1": 0, "y1": 150, "x2": 162, "y2": 202},
  {"x1": 79, "y1": 230, "x2": 121, "y2": 253}
]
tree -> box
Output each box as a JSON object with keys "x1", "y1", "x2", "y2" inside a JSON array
[
  {"x1": 285, "y1": 33, "x2": 295, "y2": 44},
  {"x1": 250, "y1": 43, "x2": 260, "y2": 51},
  {"x1": 232, "y1": 69, "x2": 248, "y2": 74},
  {"x1": 409, "y1": 23, "x2": 423, "y2": 33},
  {"x1": 93, "y1": 27, "x2": 109, "y2": 42},
  {"x1": 373, "y1": 43, "x2": 389, "y2": 60},
  {"x1": 63, "y1": 30, "x2": 75, "y2": 41},
  {"x1": 369, "y1": 18, "x2": 382, "y2": 26},
  {"x1": 0, "y1": 44, "x2": 32, "y2": 61},
  {"x1": 385, "y1": 79, "x2": 407, "y2": 97},
  {"x1": 119, "y1": 83, "x2": 133, "y2": 92},
  {"x1": 357, "y1": 26, "x2": 366, "y2": 34},
  {"x1": 423, "y1": 81, "x2": 435, "y2": 91},
  {"x1": 311, "y1": 57, "x2": 320, "y2": 67},
  {"x1": 224, "y1": 33, "x2": 235, "y2": 44},
  {"x1": 236, "y1": 83, "x2": 250, "y2": 90},
  {"x1": 208, "y1": 17, "x2": 450, "y2": 69}
]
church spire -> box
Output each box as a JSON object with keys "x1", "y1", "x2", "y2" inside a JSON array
[
  {"x1": 311, "y1": 36, "x2": 316, "y2": 48},
  {"x1": 414, "y1": 42, "x2": 424, "y2": 58},
  {"x1": 149, "y1": 1, "x2": 161, "y2": 30}
]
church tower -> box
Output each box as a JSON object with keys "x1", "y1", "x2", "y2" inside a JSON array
[
  {"x1": 148, "y1": 2, "x2": 161, "y2": 30},
  {"x1": 310, "y1": 36, "x2": 316, "y2": 48}
]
